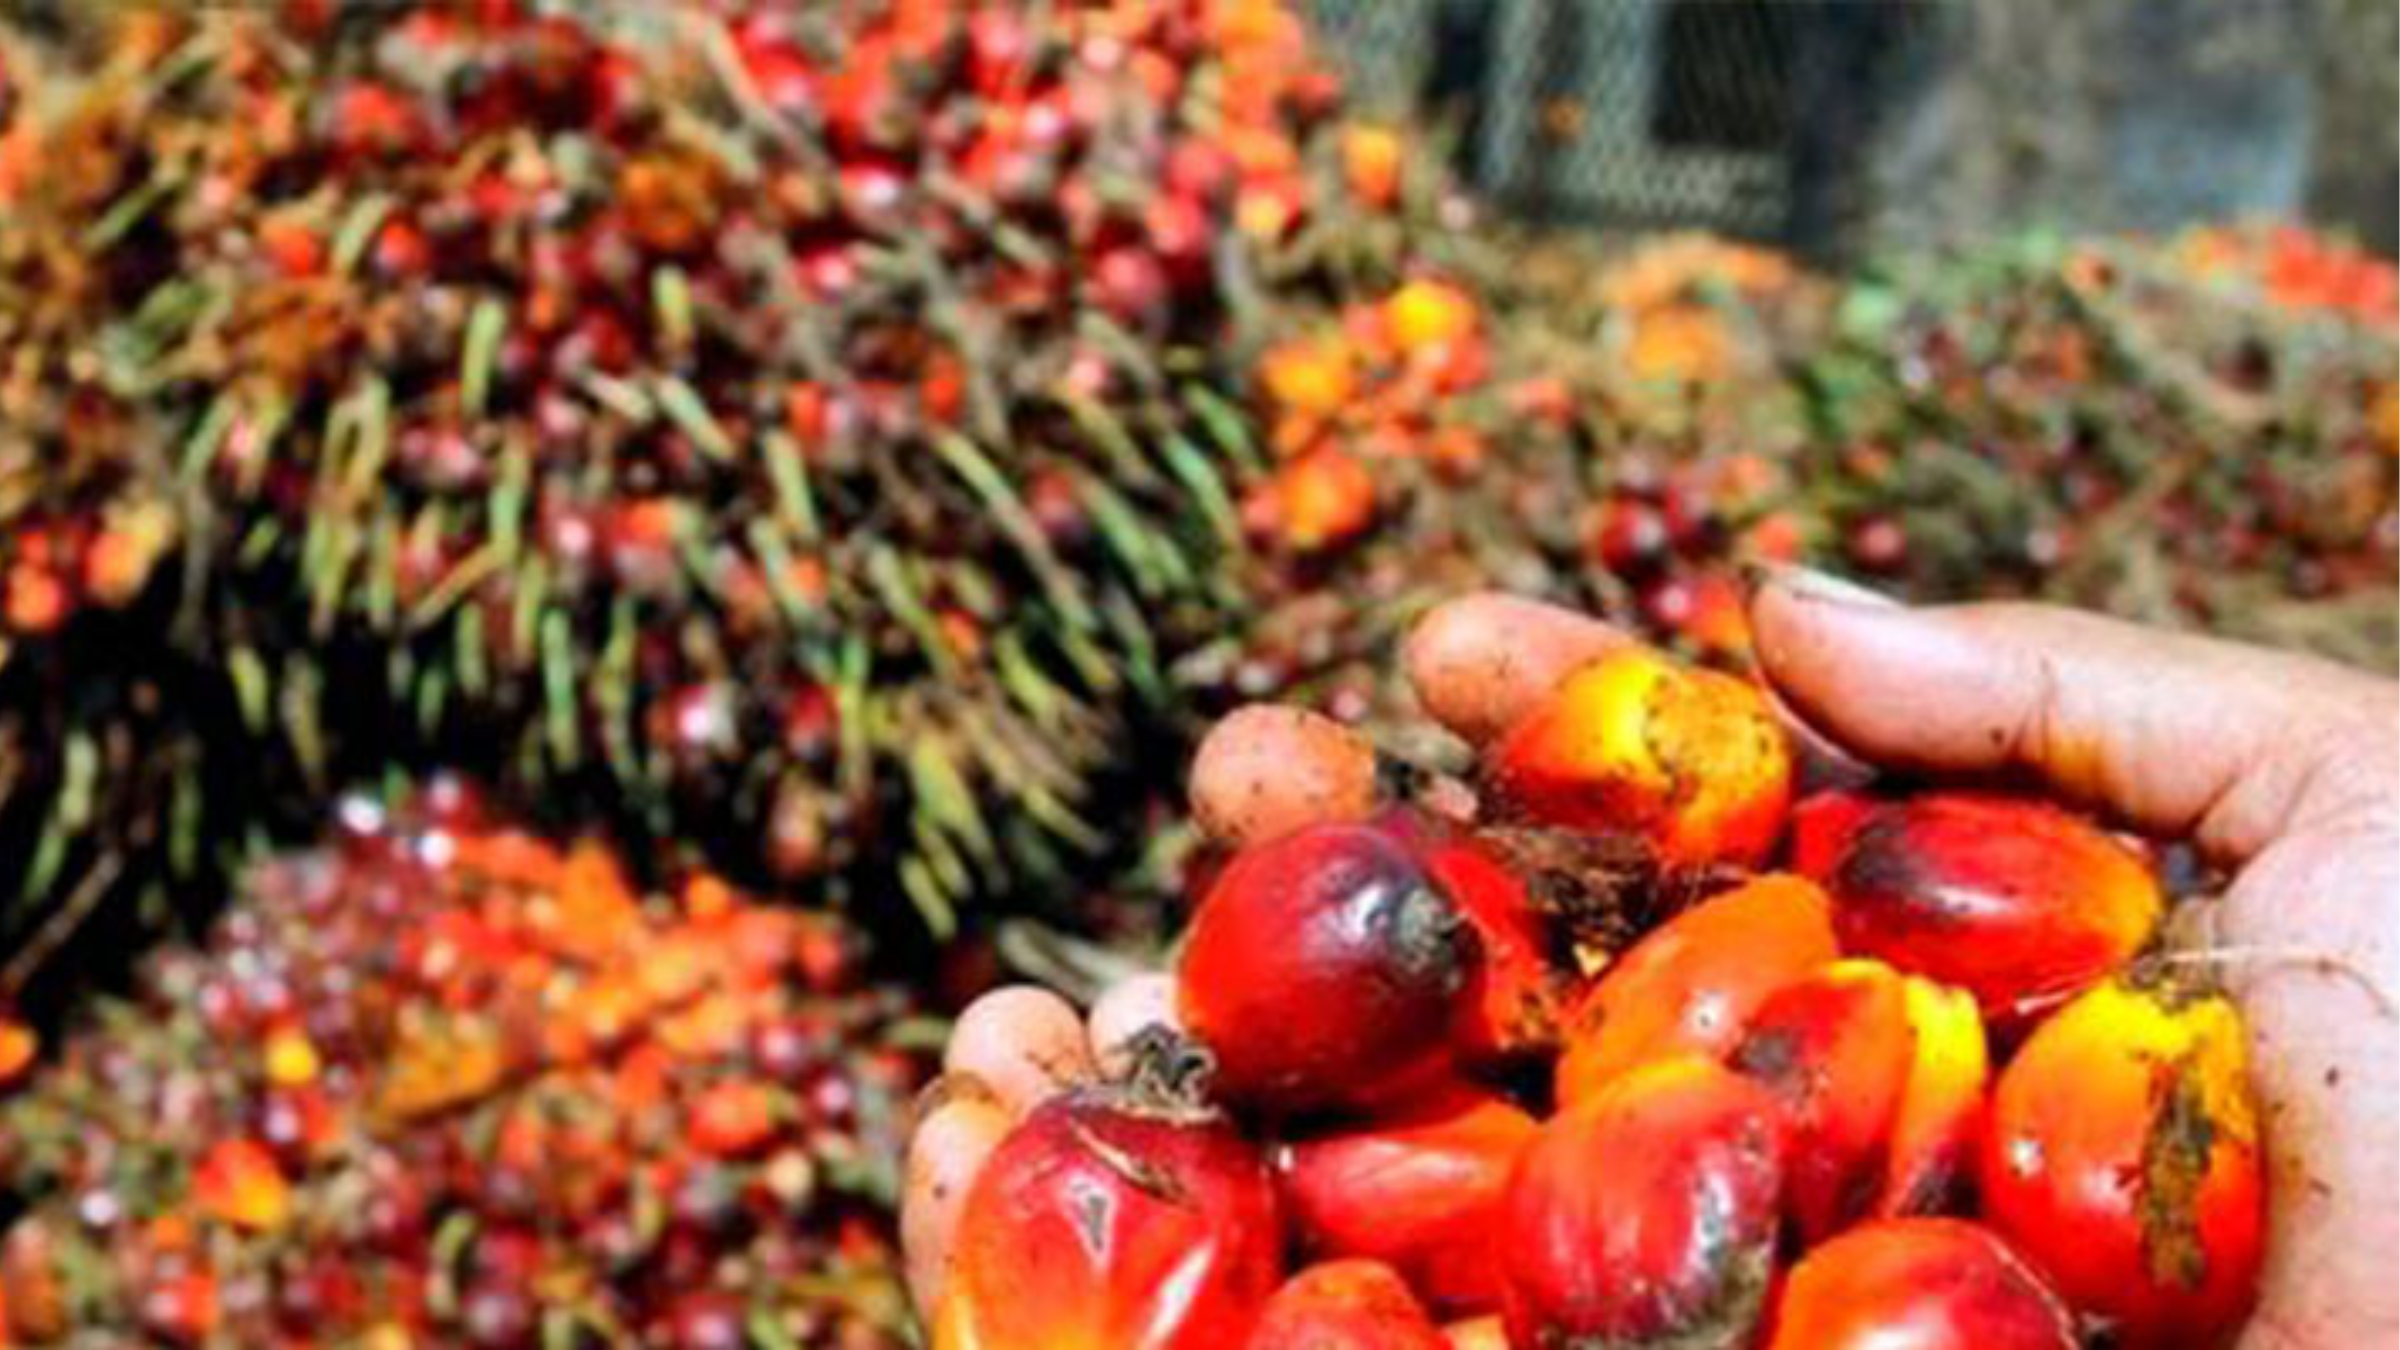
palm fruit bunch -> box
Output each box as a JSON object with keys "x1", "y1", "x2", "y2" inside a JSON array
[
  {"x1": 0, "y1": 779, "x2": 928, "y2": 1348},
  {"x1": 0, "y1": 0, "x2": 1617, "y2": 970},
  {"x1": 1783, "y1": 228, "x2": 2398, "y2": 668},
  {"x1": 936, "y1": 643, "x2": 2265, "y2": 1350}
]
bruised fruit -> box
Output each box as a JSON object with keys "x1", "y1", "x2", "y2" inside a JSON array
[
  {"x1": 1731, "y1": 959, "x2": 1914, "y2": 1242},
  {"x1": 1798, "y1": 792, "x2": 2162, "y2": 1024},
  {"x1": 1249, "y1": 1260, "x2": 1450, "y2": 1350},
  {"x1": 1766, "y1": 1218, "x2": 2077, "y2": 1350},
  {"x1": 1488, "y1": 648, "x2": 1792, "y2": 866},
  {"x1": 1180, "y1": 822, "x2": 1475, "y2": 1114},
  {"x1": 1979, "y1": 980, "x2": 2264, "y2": 1350},
  {"x1": 1278, "y1": 1087, "x2": 1539, "y2": 1316},
  {"x1": 1729, "y1": 959, "x2": 1989, "y2": 1240},
  {"x1": 1374, "y1": 808, "x2": 1569, "y2": 1064},
  {"x1": 1500, "y1": 1057, "x2": 1784, "y2": 1350},
  {"x1": 1554, "y1": 874, "x2": 1837, "y2": 1106},
  {"x1": 934, "y1": 1074, "x2": 1283, "y2": 1350}
]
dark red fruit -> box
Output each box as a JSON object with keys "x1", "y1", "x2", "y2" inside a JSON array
[{"x1": 1179, "y1": 822, "x2": 1475, "y2": 1114}]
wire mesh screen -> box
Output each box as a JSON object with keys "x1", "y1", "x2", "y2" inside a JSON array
[
  {"x1": 1306, "y1": 0, "x2": 2396, "y2": 259},
  {"x1": 1307, "y1": 0, "x2": 1941, "y2": 246}
]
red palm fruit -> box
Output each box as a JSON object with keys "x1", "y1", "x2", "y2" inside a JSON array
[
  {"x1": 1980, "y1": 980, "x2": 2264, "y2": 1349},
  {"x1": 1798, "y1": 792, "x2": 2163, "y2": 1024},
  {"x1": 1277, "y1": 1087, "x2": 1539, "y2": 1316},
  {"x1": 1487, "y1": 647, "x2": 1793, "y2": 866},
  {"x1": 1179, "y1": 822, "x2": 1475, "y2": 1114},
  {"x1": 1554, "y1": 874, "x2": 1837, "y2": 1107},
  {"x1": 1249, "y1": 1261, "x2": 1449, "y2": 1350},
  {"x1": 1372, "y1": 808, "x2": 1566, "y2": 1063},
  {"x1": 685, "y1": 1079, "x2": 781, "y2": 1158},
  {"x1": 933, "y1": 1079, "x2": 1283, "y2": 1350},
  {"x1": 1730, "y1": 959, "x2": 1914, "y2": 1242},
  {"x1": 1501, "y1": 1057, "x2": 1785, "y2": 1349},
  {"x1": 1765, "y1": 1218, "x2": 2077, "y2": 1350},
  {"x1": 1785, "y1": 790, "x2": 1875, "y2": 879},
  {"x1": 1879, "y1": 976, "x2": 1989, "y2": 1217}
]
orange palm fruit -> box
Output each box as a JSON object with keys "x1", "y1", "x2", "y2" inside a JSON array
[
  {"x1": 1730, "y1": 960, "x2": 1990, "y2": 1241},
  {"x1": 1487, "y1": 647, "x2": 1793, "y2": 866},
  {"x1": 1278, "y1": 1086, "x2": 1540, "y2": 1316},
  {"x1": 1259, "y1": 334, "x2": 1358, "y2": 424},
  {"x1": 1554, "y1": 874, "x2": 1837, "y2": 1106},
  {"x1": 934, "y1": 1081, "x2": 1283, "y2": 1350},
  {"x1": 1340, "y1": 125, "x2": 1405, "y2": 208},
  {"x1": 1979, "y1": 980, "x2": 2265, "y2": 1350},
  {"x1": 0, "y1": 1017, "x2": 34, "y2": 1091},
  {"x1": 1179, "y1": 821, "x2": 1475, "y2": 1114},
  {"x1": 1765, "y1": 1218, "x2": 2077, "y2": 1350},
  {"x1": 1501, "y1": 1057, "x2": 1785, "y2": 1349},
  {"x1": 1373, "y1": 808, "x2": 1568, "y2": 1064},
  {"x1": 191, "y1": 1138, "x2": 291, "y2": 1233},
  {"x1": 1880, "y1": 975, "x2": 1989, "y2": 1216},
  {"x1": 1248, "y1": 1260, "x2": 1449, "y2": 1350},
  {"x1": 1382, "y1": 279, "x2": 1477, "y2": 359},
  {"x1": 1266, "y1": 448, "x2": 1378, "y2": 553},
  {"x1": 1796, "y1": 792, "x2": 2163, "y2": 1025}
]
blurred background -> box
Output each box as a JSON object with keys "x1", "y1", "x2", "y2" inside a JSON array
[{"x1": 1316, "y1": 0, "x2": 2397, "y2": 259}]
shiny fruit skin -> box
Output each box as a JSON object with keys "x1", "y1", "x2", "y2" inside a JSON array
[
  {"x1": 1979, "y1": 981, "x2": 2264, "y2": 1350},
  {"x1": 1801, "y1": 792, "x2": 2162, "y2": 1025},
  {"x1": 1249, "y1": 1260, "x2": 1450, "y2": 1350},
  {"x1": 1488, "y1": 648, "x2": 1792, "y2": 867},
  {"x1": 1501, "y1": 1057, "x2": 1785, "y2": 1349},
  {"x1": 1180, "y1": 823, "x2": 1475, "y2": 1115},
  {"x1": 1278, "y1": 1086, "x2": 1539, "y2": 1316},
  {"x1": 1766, "y1": 1218, "x2": 2077, "y2": 1350},
  {"x1": 934, "y1": 1087, "x2": 1282, "y2": 1350},
  {"x1": 1555, "y1": 874, "x2": 1837, "y2": 1106}
]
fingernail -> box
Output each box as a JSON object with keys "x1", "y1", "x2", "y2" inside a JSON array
[{"x1": 1744, "y1": 562, "x2": 1902, "y2": 611}]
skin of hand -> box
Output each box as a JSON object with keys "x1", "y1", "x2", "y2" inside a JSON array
[{"x1": 902, "y1": 577, "x2": 2400, "y2": 1350}]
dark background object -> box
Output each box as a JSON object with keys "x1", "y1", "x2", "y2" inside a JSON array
[{"x1": 1308, "y1": 0, "x2": 2397, "y2": 259}]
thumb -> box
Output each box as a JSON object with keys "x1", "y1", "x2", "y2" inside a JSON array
[{"x1": 1746, "y1": 568, "x2": 2395, "y2": 863}]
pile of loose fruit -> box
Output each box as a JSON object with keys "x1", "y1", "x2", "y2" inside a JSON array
[
  {"x1": 1781, "y1": 229, "x2": 2396, "y2": 666},
  {"x1": 0, "y1": 781, "x2": 928, "y2": 1347},
  {"x1": 935, "y1": 645, "x2": 2262, "y2": 1348}
]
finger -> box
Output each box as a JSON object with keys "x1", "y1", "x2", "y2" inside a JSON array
[
  {"x1": 942, "y1": 985, "x2": 1096, "y2": 1117},
  {"x1": 2217, "y1": 822, "x2": 2400, "y2": 1347},
  {"x1": 1402, "y1": 593, "x2": 1630, "y2": 745},
  {"x1": 1747, "y1": 569, "x2": 2397, "y2": 862},
  {"x1": 1189, "y1": 704, "x2": 1378, "y2": 847},
  {"x1": 902, "y1": 1084, "x2": 1012, "y2": 1320},
  {"x1": 1087, "y1": 972, "x2": 1180, "y2": 1080},
  {"x1": 1443, "y1": 1315, "x2": 1510, "y2": 1349}
]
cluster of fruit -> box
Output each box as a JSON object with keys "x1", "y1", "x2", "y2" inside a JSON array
[
  {"x1": 1246, "y1": 278, "x2": 1494, "y2": 553},
  {"x1": 935, "y1": 645, "x2": 2262, "y2": 1348},
  {"x1": 0, "y1": 0, "x2": 1525, "y2": 944},
  {"x1": 0, "y1": 782, "x2": 927, "y2": 1347},
  {"x1": 2170, "y1": 221, "x2": 2400, "y2": 328}
]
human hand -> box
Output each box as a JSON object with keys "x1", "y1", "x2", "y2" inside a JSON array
[{"x1": 903, "y1": 579, "x2": 2399, "y2": 1349}]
